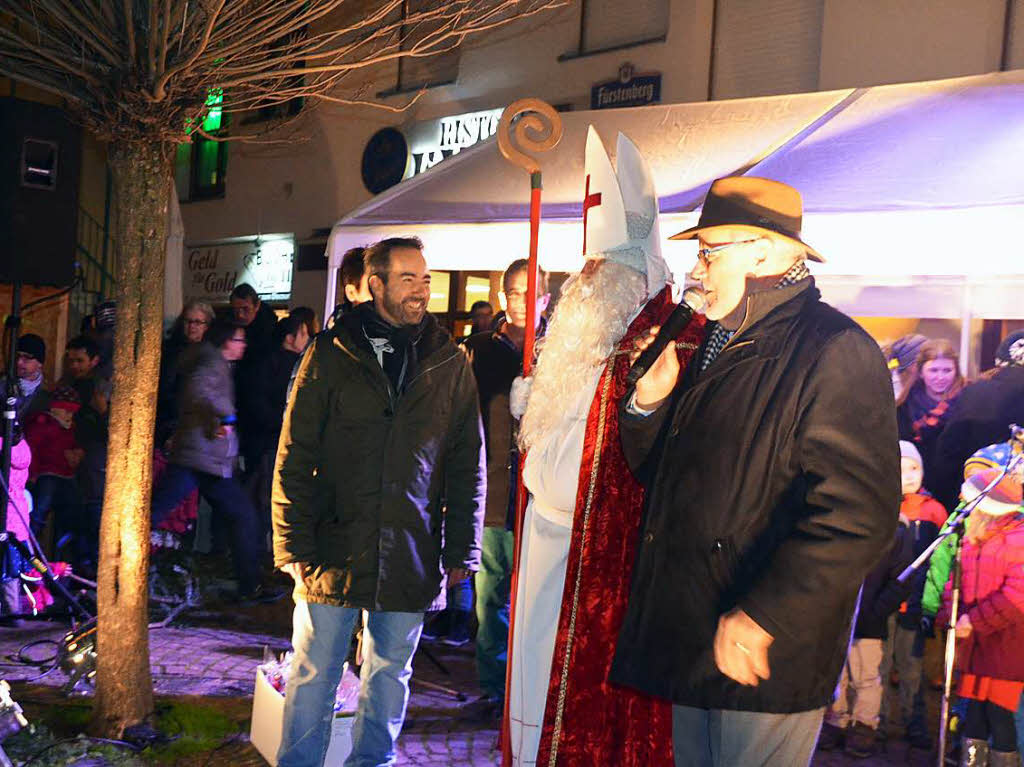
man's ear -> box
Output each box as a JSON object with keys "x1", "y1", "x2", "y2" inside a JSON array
[
  {"x1": 344, "y1": 284, "x2": 358, "y2": 303},
  {"x1": 368, "y1": 274, "x2": 384, "y2": 300}
]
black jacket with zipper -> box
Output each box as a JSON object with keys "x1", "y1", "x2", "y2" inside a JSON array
[
  {"x1": 610, "y1": 278, "x2": 901, "y2": 713},
  {"x1": 271, "y1": 310, "x2": 486, "y2": 612}
]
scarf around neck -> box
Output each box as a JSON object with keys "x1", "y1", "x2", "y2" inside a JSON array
[{"x1": 354, "y1": 302, "x2": 426, "y2": 395}]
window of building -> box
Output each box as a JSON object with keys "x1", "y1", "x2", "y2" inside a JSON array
[
  {"x1": 175, "y1": 89, "x2": 229, "y2": 202},
  {"x1": 393, "y1": 0, "x2": 460, "y2": 93},
  {"x1": 240, "y1": 64, "x2": 306, "y2": 125},
  {"x1": 565, "y1": 0, "x2": 669, "y2": 58},
  {"x1": 710, "y1": 0, "x2": 824, "y2": 100}
]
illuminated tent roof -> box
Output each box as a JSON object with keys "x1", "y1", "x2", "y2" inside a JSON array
[{"x1": 326, "y1": 69, "x2": 1024, "y2": 320}]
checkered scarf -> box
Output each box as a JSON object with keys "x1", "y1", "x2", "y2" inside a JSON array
[{"x1": 700, "y1": 260, "x2": 810, "y2": 371}]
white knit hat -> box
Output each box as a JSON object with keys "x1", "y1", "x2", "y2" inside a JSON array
[{"x1": 899, "y1": 440, "x2": 923, "y2": 468}]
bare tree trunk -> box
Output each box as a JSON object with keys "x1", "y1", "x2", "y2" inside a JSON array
[{"x1": 92, "y1": 139, "x2": 172, "y2": 737}]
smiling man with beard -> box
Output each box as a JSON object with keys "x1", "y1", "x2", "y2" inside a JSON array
[
  {"x1": 507, "y1": 128, "x2": 704, "y2": 767},
  {"x1": 273, "y1": 236, "x2": 486, "y2": 767}
]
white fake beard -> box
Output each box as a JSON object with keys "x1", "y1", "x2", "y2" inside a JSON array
[{"x1": 519, "y1": 261, "x2": 647, "y2": 453}]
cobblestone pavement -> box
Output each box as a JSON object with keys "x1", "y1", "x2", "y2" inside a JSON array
[{"x1": 0, "y1": 611, "x2": 946, "y2": 766}]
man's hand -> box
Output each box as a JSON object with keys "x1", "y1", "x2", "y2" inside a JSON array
[
  {"x1": 630, "y1": 326, "x2": 680, "y2": 411},
  {"x1": 281, "y1": 562, "x2": 306, "y2": 584},
  {"x1": 713, "y1": 608, "x2": 774, "y2": 687},
  {"x1": 954, "y1": 613, "x2": 973, "y2": 639},
  {"x1": 446, "y1": 568, "x2": 471, "y2": 588}
]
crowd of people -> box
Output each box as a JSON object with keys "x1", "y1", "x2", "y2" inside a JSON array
[
  {"x1": 0, "y1": 285, "x2": 323, "y2": 609},
  {"x1": 816, "y1": 327, "x2": 1024, "y2": 763},
  {"x1": 2, "y1": 133, "x2": 1023, "y2": 767},
  {"x1": 264, "y1": 135, "x2": 1024, "y2": 767},
  {"x1": 1, "y1": 311, "x2": 114, "y2": 603}
]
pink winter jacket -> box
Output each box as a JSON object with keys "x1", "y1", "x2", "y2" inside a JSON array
[
  {"x1": 2, "y1": 437, "x2": 32, "y2": 542},
  {"x1": 940, "y1": 515, "x2": 1024, "y2": 680}
]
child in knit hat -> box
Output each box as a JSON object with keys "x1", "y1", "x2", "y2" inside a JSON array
[
  {"x1": 936, "y1": 462, "x2": 1024, "y2": 765},
  {"x1": 878, "y1": 441, "x2": 948, "y2": 747}
]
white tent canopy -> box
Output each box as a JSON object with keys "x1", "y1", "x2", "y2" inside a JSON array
[{"x1": 326, "y1": 69, "x2": 1024, "y2": 324}]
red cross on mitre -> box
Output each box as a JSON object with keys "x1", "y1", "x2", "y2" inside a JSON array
[{"x1": 582, "y1": 174, "x2": 602, "y2": 255}]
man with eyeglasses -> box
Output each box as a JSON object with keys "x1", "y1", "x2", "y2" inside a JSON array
[{"x1": 612, "y1": 177, "x2": 900, "y2": 766}]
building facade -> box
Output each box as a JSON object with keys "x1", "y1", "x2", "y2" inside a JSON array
[{"x1": 174, "y1": 0, "x2": 1023, "y2": 345}]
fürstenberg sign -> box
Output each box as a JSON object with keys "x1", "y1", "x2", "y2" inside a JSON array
[{"x1": 404, "y1": 107, "x2": 504, "y2": 178}]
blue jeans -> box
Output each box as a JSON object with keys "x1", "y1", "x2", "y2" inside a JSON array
[
  {"x1": 672, "y1": 704, "x2": 824, "y2": 767},
  {"x1": 474, "y1": 527, "x2": 513, "y2": 700},
  {"x1": 278, "y1": 600, "x2": 424, "y2": 767}
]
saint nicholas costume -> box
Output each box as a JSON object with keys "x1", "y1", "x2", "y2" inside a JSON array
[{"x1": 508, "y1": 128, "x2": 705, "y2": 767}]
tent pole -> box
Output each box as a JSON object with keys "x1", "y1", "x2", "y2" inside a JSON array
[{"x1": 959, "y1": 281, "x2": 972, "y2": 378}]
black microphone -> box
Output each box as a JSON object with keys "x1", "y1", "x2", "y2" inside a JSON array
[{"x1": 626, "y1": 287, "x2": 706, "y2": 388}]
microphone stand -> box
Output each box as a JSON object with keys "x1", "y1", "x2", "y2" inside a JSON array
[{"x1": 891, "y1": 426, "x2": 1024, "y2": 767}]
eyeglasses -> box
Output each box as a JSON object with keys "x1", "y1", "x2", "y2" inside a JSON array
[
  {"x1": 696, "y1": 238, "x2": 762, "y2": 267},
  {"x1": 184, "y1": 318, "x2": 209, "y2": 326}
]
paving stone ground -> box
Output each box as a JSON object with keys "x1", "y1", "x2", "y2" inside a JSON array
[{"x1": 0, "y1": 606, "x2": 947, "y2": 766}]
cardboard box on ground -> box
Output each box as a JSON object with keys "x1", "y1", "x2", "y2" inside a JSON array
[{"x1": 250, "y1": 660, "x2": 359, "y2": 766}]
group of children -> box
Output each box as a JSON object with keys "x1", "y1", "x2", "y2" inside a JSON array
[{"x1": 820, "y1": 438, "x2": 1024, "y2": 764}]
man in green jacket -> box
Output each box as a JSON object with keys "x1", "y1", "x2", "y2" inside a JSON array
[{"x1": 273, "y1": 236, "x2": 486, "y2": 767}]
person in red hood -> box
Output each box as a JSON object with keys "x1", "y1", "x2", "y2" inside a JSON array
[
  {"x1": 938, "y1": 466, "x2": 1024, "y2": 767},
  {"x1": 24, "y1": 387, "x2": 83, "y2": 544}
]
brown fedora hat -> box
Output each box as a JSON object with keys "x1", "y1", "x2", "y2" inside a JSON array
[{"x1": 669, "y1": 176, "x2": 824, "y2": 262}]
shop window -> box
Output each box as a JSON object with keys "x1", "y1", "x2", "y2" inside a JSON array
[
  {"x1": 567, "y1": 0, "x2": 669, "y2": 57},
  {"x1": 428, "y1": 270, "x2": 452, "y2": 314},
  {"x1": 463, "y1": 276, "x2": 492, "y2": 311}
]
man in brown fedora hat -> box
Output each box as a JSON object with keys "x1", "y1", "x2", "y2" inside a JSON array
[{"x1": 610, "y1": 177, "x2": 901, "y2": 765}]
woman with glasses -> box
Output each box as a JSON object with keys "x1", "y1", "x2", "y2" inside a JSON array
[
  {"x1": 156, "y1": 301, "x2": 215, "y2": 446},
  {"x1": 151, "y1": 319, "x2": 274, "y2": 601}
]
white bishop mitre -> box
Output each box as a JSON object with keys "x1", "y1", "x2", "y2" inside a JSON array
[{"x1": 582, "y1": 126, "x2": 670, "y2": 297}]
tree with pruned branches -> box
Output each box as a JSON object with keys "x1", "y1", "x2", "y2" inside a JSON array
[{"x1": 0, "y1": 0, "x2": 567, "y2": 736}]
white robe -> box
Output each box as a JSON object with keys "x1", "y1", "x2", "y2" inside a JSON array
[{"x1": 509, "y1": 369, "x2": 602, "y2": 766}]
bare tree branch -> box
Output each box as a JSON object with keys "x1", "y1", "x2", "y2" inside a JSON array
[
  {"x1": 121, "y1": 0, "x2": 136, "y2": 67},
  {"x1": 1, "y1": 0, "x2": 570, "y2": 142}
]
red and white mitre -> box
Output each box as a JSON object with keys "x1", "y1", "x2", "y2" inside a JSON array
[{"x1": 582, "y1": 126, "x2": 670, "y2": 297}]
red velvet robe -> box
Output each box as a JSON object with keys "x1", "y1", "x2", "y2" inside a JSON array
[{"x1": 535, "y1": 286, "x2": 705, "y2": 767}]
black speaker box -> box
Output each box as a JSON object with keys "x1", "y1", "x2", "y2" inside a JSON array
[{"x1": 0, "y1": 97, "x2": 82, "y2": 287}]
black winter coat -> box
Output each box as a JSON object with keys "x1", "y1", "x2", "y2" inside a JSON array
[
  {"x1": 931, "y1": 365, "x2": 1024, "y2": 512},
  {"x1": 463, "y1": 328, "x2": 523, "y2": 529},
  {"x1": 611, "y1": 280, "x2": 901, "y2": 713},
  {"x1": 272, "y1": 311, "x2": 486, "y2": 612},
  {"x1": 854, "y1": 522, "x2": 916, "y2": 640}
]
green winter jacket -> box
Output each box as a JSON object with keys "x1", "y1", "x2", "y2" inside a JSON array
[
  {"x1": 921, "y1": 517, "x2": 959, "y2": 617},
  {"x1": 271, "y1": 311, "x2": 486, "y2": 612}
]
